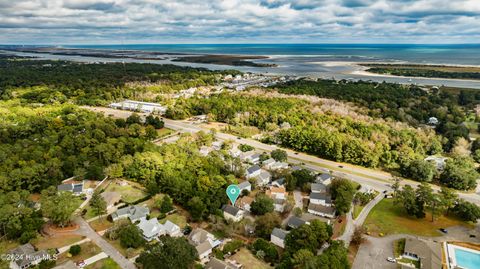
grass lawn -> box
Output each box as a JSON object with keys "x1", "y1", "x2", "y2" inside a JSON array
[
  {"x1": 32, "y1": 234, "x2": 85, "y2": 250},
  {"x1": 157, "y1": 128, "x2": 174, "y2": 138},
  {"x1": 397, "y1": 257, "x2": 420, "y2": 268},
  {"x1": 159, "y1": 213, "x2": 187, "y2": 228},
  {"x1": 104, "y1": 180, "x2": 148, "y2": 204},
  {"x1": 393, "y1": 238, "x2": 406, "y2": 257},
  {"x1": 230, "y1": 248, "x2": 273, "y2": 269},
  {"x1": 89, "y1": 218, "x2": 114, "y2": 232},
  {"x1": 363, "y1": 199, "x2": 474, "y2": 237},
  {"x1": 353, "y1": 204, "x2": 365, "y2": 220},
  {"x1": 56, "y1": 241, "x2": 102, "y2": 264},
  {"x1": 103, "y1": 237, "x2": 143, "y2": 259},
  {"x1": 86, "y1": 257, "x2": 121, "y2": 269}
]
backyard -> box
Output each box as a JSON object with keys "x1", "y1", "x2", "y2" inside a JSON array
[
  {"x1": 363, "y1": 199, "x2": 474, "y2": 237},
  {"x1": 56, "y1": 241, "x2": 102, "y2": 265},
  {"x1": 86, "y1": 258, "x2": 121, "y2": 269},
  {"x1": 32, "y1": 234, "x2": 85, "y2": 250},
  {"x1": 104, "y1": 180, "x2": 148, "y2": 204},
  {"x1": 229, "y1": 248, "x2": 273, "y2": 269}
]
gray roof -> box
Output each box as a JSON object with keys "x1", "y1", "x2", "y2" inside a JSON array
[
  {"x1": 404, "y1": 238, "x2": 442, "y2": 269},
  {"x1": 238, "y1": 181, "x2": 251, "y2": 190},
  {"x1": 163, "y1": 220, "x2": 180, "y2": 233},
  {"x1": 112, "y1": 205, "x2": 149, "y2": 221},
  {"x1": 196, "y1": 240, "x2": 213, "y2": 255},
  {"x1": 308, "y1": 203, "x2": 336, "y2": 215},
  {"x1": 222, "y1": 204, "x2": 241, "y2": 216},
  {"x1": 258, "y1": 170, "x2": 271, "y2": 180},
  {"x1": 263, "y1": 158, "x2": 275, "y2": 165},
  {"x1": 57, "y1": 184, "x2": 73, "y2": 192},
  {"x1": 9, "y1": 243, "x2": 49, "y2": 268},
  {"x1": 205, "y1": 258, "x2": 235, "y2": 269},
  {"x1": 291, "y1": 166, "x2": 303, "y2": 171},
  {"x1": 287, "y1": 216, "x2": 306, "y2": 228},
  {"x1": 247, "y1": 165, "x2": 261, "y2": 174},
  {"x1": 188, "y1": 228, "x2": 214, "y2": 246},
  {"x1": 272, "y1": 178, "x2": 285, "y2": 186},
  {"x1": 274, "y1": 198, "x2": 286, "y2": 205},
  {"x1": 251, "y1": 153, "x2": 261, "y2": 160},
  {"x1": 311, "y1": 183, "x2": 327, "y2": 193},
  {"x1": 271, "y1": 228, "x2": 289, "y2": 240},
  {"x1": 310, "y1": 192, "x2": 332, "y2": 203},
  {"x1": 137, "y1": 218, "x2": 164, "y2": 238},
  {"x1": 72, "y1": 184, "x2": 83, "y2": 193},
  {"x1": 317, "y1": 173, "x2": 332, "y2": 181}
]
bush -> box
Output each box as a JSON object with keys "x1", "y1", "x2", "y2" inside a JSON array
[
  {"x1": 69, "y1": 245, "x2": 81, "y2": 256},
  {"x1": 223, "y1": 240, "x2": 244, "y2": 254}
]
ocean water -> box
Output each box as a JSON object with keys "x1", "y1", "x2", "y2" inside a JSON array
[
  {"x1": 64, "y1": 44, "x2": 480, "y2": 65},
  {"x1": 6, "y1": 44, "x2": 480, "y2": 88}
]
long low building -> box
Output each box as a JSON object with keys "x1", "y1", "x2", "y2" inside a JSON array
[{"x1": 110, "y1": 100, "x2": 167, "y2": 114}]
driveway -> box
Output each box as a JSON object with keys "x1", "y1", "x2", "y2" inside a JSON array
[
  {"x1": 352, "y1": 235, "x2": 404, "y2": 269},
  {"x1": 74, "y1": 217, "x2": 137, "y2": 269}
]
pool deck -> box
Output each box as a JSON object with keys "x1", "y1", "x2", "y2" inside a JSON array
[{"x1": 445, "y1": 243, "x2": 480, "y2": 269}]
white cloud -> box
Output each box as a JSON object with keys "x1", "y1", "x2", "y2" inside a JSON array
[{"x1": 0, "y1": 0, "x2": 478, "y2": 44}]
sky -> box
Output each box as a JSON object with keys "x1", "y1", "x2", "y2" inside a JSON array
[{"x1": 0, "y1": 0, "x2": 479, "y2": 44}]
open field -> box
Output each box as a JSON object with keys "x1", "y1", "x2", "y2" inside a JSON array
[
  {"x1": 156, "y1": 128, "x2": 174, "y2": 138},
  {"x1": 104, "y1": 180, "x2": 148, "y2": 204},
  {"x1": 363, "y1": 199, "x2": 474, "y2": 237},
  {"x1": 86, "y1": 257, "x2": 121, "y2": 269},
  {"x1": 32, "y1": 234, "x2": 85, "y2": 250},
  {"x1": 230, "y1": 248, "x2": 273, "y2": 269},
  {"x1": 89, "y1": 218, "x2": 114, "y2": 232},
  {"x1": 353, "y1": 204, "x2": 365, "y2": 220},
  {"x1": 159, "y1": 213, "x2": 187, "y2": 228}
]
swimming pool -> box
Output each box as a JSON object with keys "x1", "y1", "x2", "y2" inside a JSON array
[{"x1": 454, "y1": 248, "x2": 480, "y2": 269}]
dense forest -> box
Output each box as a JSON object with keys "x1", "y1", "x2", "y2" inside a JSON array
[
  {"x1": 168, "y1": 93, "x2": 442, "y2": 169},
  {"x1": 272, "y1": 79, "x2": 476, "y2": 149},
  {"x1": 0, "y1": 55, "x2": 237, "y2": 105},
  {"x1": 0, "y1": 100, "x2": 150, "y2": 192}
]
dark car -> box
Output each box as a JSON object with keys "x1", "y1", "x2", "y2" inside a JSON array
[
  {"x1": 439, "y1": 228, "x2": 448, "y2": 234},
  {"x1": 338, "y1": 165, "x2": 344, "y2": 168},
  {"x1": 470, "y1": 234, "x2": 476, "y2": 238}
]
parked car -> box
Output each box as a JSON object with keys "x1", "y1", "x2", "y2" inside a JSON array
[
  {"x1": 76, "y1": 260, "x2": 86, "y2": 268},
  {"x1": 439, "y1": 228, "x2": 448, "y2": 234},
  {"x1": 386, "y1": 257, "x2": 396, "y2": 263},
  {"x1": 338, "y1": 165, "x2": 344, "y2": 168},
  {"x1": 469, "y1": 234, "x2": 476, "y2": 238}
]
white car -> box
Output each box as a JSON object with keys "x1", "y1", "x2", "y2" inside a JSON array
[{"x1": 386, "y1": 257, "x2": 396, "y2": 263}]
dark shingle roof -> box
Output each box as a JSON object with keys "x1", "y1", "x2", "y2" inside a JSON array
[
  {"x1": 310, "y1": 192, "x2": 332, "y2": 203},
  {"x1": 222, "y1": 204, "x2": 241, "y2": 216},
  {"x1": 247, "y1": 165, "x2": 261, "y2": 174},
  {"x1": 308, "y1": 203, "x2": 336, "y2": 215},
  {"x1": 287, "y1": 216, "x2": 306, "y2": 228},
  {"x1": 57, "y1": 184, "x2": 73, "y2": 192},
  {"x1": 271, "y1": 228, "x2": 289, "y2": 240}
]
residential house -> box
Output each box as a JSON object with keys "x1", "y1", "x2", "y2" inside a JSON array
[
  {"x1": 246, "y1": 165, "x2": 261, "y2": 179},
  {"x1": 238, "y1": 196, "x2": 254, "y2": 212},
  {"x1": 9, "y1": 243, "x2": 49, "y2": 269},
  {"x1": 262, "y1": 158, "x2": 276, "y2": 169},
  {"x1": 286, "y1": 216, "x2": 309, "y2": 229},
  {"x1": 188, "y1": 228, "x2": 217, "y2": 262},
  {"x1": 270, "y1": 162, "x2": 289, "y2": 170},
  {"x1": 270, "y1": 228, "x2": 289, "y2": 248},
  {"x1": 424, "y1": 156, "x2": 448, "y2": 172},
  {"x1": 57, "y1": 180, "x2": 84, "y2": 195},
  {"x1": 309, "y1": 192, "x2": 333, "y2": 207},
  {"x1": 271, "y1": 178, "x2": 285, "y2": 187},
  {"x1": 205, "y1": 258, "x2": 236, "y2": 269},
  {"x1": 200, "y1": 146, "x2": 212, "y2": 156},
  {"x1": 212, "y1": 141, "x2": 223, "y2": 151},
  {"x1": 248, "y1": 153, "x2": 261, "y2": 164},
  {"x1": 111, "y1": 205, "x2": 149, "y2": 222},
  {"x1": 222, "y1": 205, "x2": 244, "y2": 222},
  {"x1": 101, "y1": 191, "x2": 122, "y2": 210},
  {"x1": 238, "y1": 181, "x2": 252, "y2": 193},
  {"x1": 316, "y1": 173, "x2": 333, "y2": 185},
  {"x1": 240, "y1": 151, "x2": 255, "y2": 162},
  {"x1": 402, "y1": 238, "x2": 442, "y2": 269},
  {"x1": 256, "y1": 170, "x2": 272, "y2": 186},
  {"x1": 311, "y1": 183, "x2": 327, "y2": 193},
  {"x1": 229, "y1": 148, "x2": 241, "y2": 158},
  {"x1": 266, "y1": 186, "x2": 287, "y2": 213},
  {"x1": 137, "y1": 218, "x2": 165, "y2": 241},
  {"x1": 163, "y1": 220, "x2": 182, "y2": 237},
  {"x1": 308, "y1": 204, "x2": 336, "y2": 218}
]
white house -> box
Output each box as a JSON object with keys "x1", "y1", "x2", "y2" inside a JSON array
[
  {"x1": 309, "y1": 192, "x2": 333, "y2": 207},
  {"x1": 270, "y1": 162, "x2": 289, "y2": 170},
  {"x1": 262, "y1": 158, "x2": 276, "y2": 169},
  {"x1": 163, "y1": 220, "x2": 182, "y2": 237},
  {"x1": 111, "y1": 205, "x2": 150, "y2": 222},
  {"x1": 316, "y1": 173, "x2": 333, "y2": 185},
  {"x1": 247, "y1": 153, "x2": 261, "y2": 164},
  {"x1": 238, "y1": 181, "x2": 252, "y2": 192},
  {"x1": 137, "y1": 218, "x2": 165, "y2": 241},
  {"x1": 268, "y1": 186, "x2": 287, "y2": 213},
  {"x1": 308, "y1": 204, "x2": 336, "y2": 218},
  {"x1": 229, "y1": 148, "x2": 242, "y2": 158},
  {"x1": 9, "y1": 244, "x2": 49, "y2": 269},
  {"x1": 271, "y1": 178, "x2": 285, "y2": 187},
  {"x1": 57, "y1": 179, "x2": 84, "y2": 195},
  {"x1": 246, "y1": 165, "x2": 261, "y2": 179},
  {"x1": 199, "y1": 146, "x2": 212, "y2": 156},
  {"x1": 424, "y1": 156, "x2": 448, "y2": 171},
  {"x1": 286, "y1": 216, "x2": 309, "y2": 229},
  {"x1": 240, "y1": 151, "x2": 255, "y2": 162},
  {"x1": 270, "y1": 228, "x2": 289, "y2": 248},
  {"x1": 212, "y1": 141, "x2": 223, "y2": 151},
  {"x1": 222, "y1": 205, "x2": 244, "y2": 222},
  {"x1": 188, "y1": 228, "x2": 217, "y2": 262},
  {"x1": 256, "y1": 170, "x2": 272, "y2": 186},
  {"x1": 109, "y1": 100, "x2": 167, "y2": 114}
]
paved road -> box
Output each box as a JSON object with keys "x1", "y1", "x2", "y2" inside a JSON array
[
  {"x1": 338, "y1": 193, "x2": 384, "y2": 245},
  {"x1": 82, "y1": 106, "x2": 480, "y2": 206},
  {"x1": 74, "y1": 217, "x2": 137, "y2": 269}
]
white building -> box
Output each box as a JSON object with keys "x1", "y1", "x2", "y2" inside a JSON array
[
  {"x1": 222, "y1": 205, "x2": 244, "y2": 222},
  {"x1": 308, "y1": 204, "x2": 336, "y2": 218},
  {"x1": 137, "y1": 218, "x2": 165, "y2": 241},
  {"x1": 109, "y1": 100, "x2": 167, "y2": 114},
  {"x1": 309, "y1": 192, "x2": 333, "y2": 207},
  {"x1": 238, "y1": 181, "x2": 252, "y2": 192},
  {"x1": 271, "y1": 228, "x2": 289, "y2": 249}
]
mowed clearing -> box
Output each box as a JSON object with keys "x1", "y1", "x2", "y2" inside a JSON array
[{"x1": 363, "y1": 199, "x2": 474, "y2": 237}]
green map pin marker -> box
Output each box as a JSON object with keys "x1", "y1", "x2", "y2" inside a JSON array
[{"x1": 226, "y1": 184, "x2": 241, "y2": 206}]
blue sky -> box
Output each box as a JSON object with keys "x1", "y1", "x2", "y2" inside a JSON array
[{"x1": 0, "y1": 0, "x2": 479, "y2": 44}]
